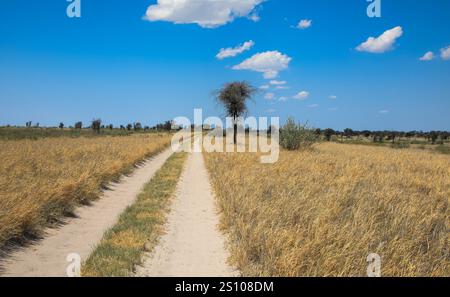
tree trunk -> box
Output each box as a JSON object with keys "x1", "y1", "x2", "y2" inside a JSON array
[{"x1": 233, "y1": 123, "x2": 237, "y2": 144}]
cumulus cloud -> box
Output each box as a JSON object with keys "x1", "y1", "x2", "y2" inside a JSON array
[
  {"x1": 264, "y1": 93, "x2": 275, "y2": 100},
  {"x1": 379, "y1": 110, "x2": 389, "y2": 114},
  {"x1": 419, "y1": 51, "x2": 434, "y2": 61},
  {"x1": 329, "y1": 95, "x2": 337, "y2": 99},
  {"x1": 297, "y1": 19, "x2": 312, "y2": 29},
  {"x1": 144, "y1": 0, "x2": 264, "y2": 28},
  {"x1": 441, "y1": 45, "x2": 450, "y2": 60},
  {"x1": 275, "y1": 86, "x2": 289, "y2": 90},
  {"x1": 293, "y1": 91, "x2": 309, "y2": 100},
  {"x1": 279, "y1": 96, "x2": 288, "y2": 102},
  {"x1": 259, "y1": 85, "x2": 270, "y2": 90},
  {"x1": 232, "y1": 51, "x2": 292, "y2": 79},
  {"x1": 269, "y1": 80, "x2": 287, "y2": 85},
  {"x1": 216, "y1": 40, "x2": 255, "y2": 60},
  {"x1": 356, "y1": 26, "x2": 403, "y2": 53}
]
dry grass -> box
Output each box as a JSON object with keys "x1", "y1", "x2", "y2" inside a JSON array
[
  {"x1": 0, "y1": 134, "x2": 171, "y2": 248},
  {"x1": 204, "y1": 142, "x2": 450, "y2": 276}
]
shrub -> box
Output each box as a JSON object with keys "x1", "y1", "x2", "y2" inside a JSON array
[{"x1": 280, "y1": 117, "x2": 317, "y2": 151}]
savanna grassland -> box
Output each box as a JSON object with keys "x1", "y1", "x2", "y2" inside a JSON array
[
  {"x1": 0, "y1": 134, "x2": 171, "y2": 248},
  {"x1": 204, "y1": 142, "x2": 450, "y2": 276}
]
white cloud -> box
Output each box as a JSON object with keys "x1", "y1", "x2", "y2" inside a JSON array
[
  {"x1": 419, "y1": 51, "x2": 434, "y2": 61},
  {"x1": 279, "y1": 96, "x2": 288, "y2": 102},
  {"x1": 266, "y1": 108, "x2": 276, "y2": 113},
  {"x1": 379, "y1": 110, "x2": 390, "y2": 114},
  {"x1": 441, "y1": 45, "x2": 450, "y2": 60},
  {"x1": 308, "y1": 104, "x2": 319, "y2": 108},
  {"x1": 276, "y1": 86, "x2": 289, "y2": 90},
  {"x1": 269, "y1": 80, "x2": 287, "y2": 85},
  {"x1": 144, "y1": 0, "x2": 264, "y2": 28},
  {"x1": 232, "y1": 51, "x2": 292, "y2": 79},
  {"x1": 328, "y1": 107, "x2": 338, "y2": 111},
  {"x1": 297, "y1": 19, "x2": 312, "y2": 29},
  {"x1": 356, "y1": 26, "x2": 403, "y2": 53},
  {"x1": 264, "y1": 93, "x2": 275, "y2": 100},
  {"x1": 329, "y1": 95, "x2": 337, "y2": 99},
  {"x1": 216, "y1": 40, "x2": 255, "y2": 60},
  {"x1": 259, "y1": 85, "x2": 270, "y2": 90},
  {"x1": 293, "y1": 91, "x2": 309, "y2": 100}
]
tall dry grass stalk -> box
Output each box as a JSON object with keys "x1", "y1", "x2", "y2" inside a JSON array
[
  {"x1": 0, "y1": 134, "x2": 171, "y2": 248},
  {"x1": 204, "y1": 143, "x2": 450, "y2": 276}
]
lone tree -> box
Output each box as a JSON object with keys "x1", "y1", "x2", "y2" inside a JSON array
[
  {"x1": 324, "y1": 128, "x2": 335, "y2": 141},
  {"x1": 91, "y1": 119, "x2": 101, "y2": 133},
  {"x1": 134, "y1": 122, "x2": 142, "y2": 131},
  {"x1": 216, "y1": 81, "x2": 256, "y2": 144},
  {"x1": 59, "y1": 122, "x2": 64, "y2": 129},
  {"x1": 74, "y1": 121, "x2": 82, "y2": 129}
]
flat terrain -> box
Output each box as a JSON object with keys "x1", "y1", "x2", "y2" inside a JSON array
[
  {"x1": 1, "y1": 130, "x2": 448, "y2": 277},
  {"x1": 205, "y1": 142, "x2": 450, "y2": 276},
  {"x1": 136, "y1": 150, "x2": 235, "y2": 277},
  {"x1": 0, "y1": 134, "x2": 171, "y2": 252},
  {"x1": 0, "y1": 148, "x2": 174, "y2": 276}
]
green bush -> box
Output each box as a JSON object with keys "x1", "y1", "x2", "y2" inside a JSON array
[{"x1": 280, "y1": 117, "x2": 317, "y2": 150}]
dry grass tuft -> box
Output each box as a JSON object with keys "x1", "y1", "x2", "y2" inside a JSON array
[
  {"x1": 0, "y1": 134, "x2": 171, "y2": 248},
  {"x1": 204, "y1": 142, "x2": 450, "y2": 276}
]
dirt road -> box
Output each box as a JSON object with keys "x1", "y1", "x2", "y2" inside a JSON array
[
  {"x1": 136, "y1": 149, "x2": 236, "y2": 277},
  {"x1": 0, "y1": 148, "x2": 174, "y2": 277}
]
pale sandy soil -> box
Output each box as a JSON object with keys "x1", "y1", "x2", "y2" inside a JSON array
[
  {"x1": 0, "y1": 148, "x2": 174, "y2": 277},
  {"x1": 136, "y1": 150, "x2": 236, "y2": 277}
]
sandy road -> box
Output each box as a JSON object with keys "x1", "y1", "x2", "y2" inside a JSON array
[
  {"x1": 136, "y1": 149, "x2": 236, "y2": 277},
  {"x1": 0, "y1": 148, "x2": 174, "y2": 277}
]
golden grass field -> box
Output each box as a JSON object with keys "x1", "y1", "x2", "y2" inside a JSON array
[
  {"x1": 0, "y1": 134, "x2": 171, "y2": 248},
  {"x1": 204, "y1": 142, "x2": 450, "y2": 276}
]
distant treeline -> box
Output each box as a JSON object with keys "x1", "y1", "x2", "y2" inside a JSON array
[
  {"x1": 312, "y1": 128, "x2": 450, "y2": 144},
  {"x1": 2, "y1": 120, "x2": 449, "y2": 144},
  {"x1": 0, "y1": 120, "x2": 177, "y2": 140},
  {"x1": 11, "y1": 119, "x2": 176, "y2": 132}
]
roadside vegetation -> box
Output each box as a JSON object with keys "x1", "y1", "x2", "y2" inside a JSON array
[
  {"x1": 0, "y1": 134, "x2": 171, "y2": 249},
  {"x1": 82, "y1": 153, "x2": 187, "y2": 276},
  {"x1": 279, "y1": 117, "x2": 317, "y2": 151},
  {"x1": 204, "y1": 142, "x2": 450, "y2": 276}
]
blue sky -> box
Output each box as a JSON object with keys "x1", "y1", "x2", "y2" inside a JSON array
[{"x1": 0, "y1": 0, "x2": 449, "y2": 131}]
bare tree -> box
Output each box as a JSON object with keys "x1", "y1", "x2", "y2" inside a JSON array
[{"x1": 216, "y1": 81, "x2": 256, "y2": 144}]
